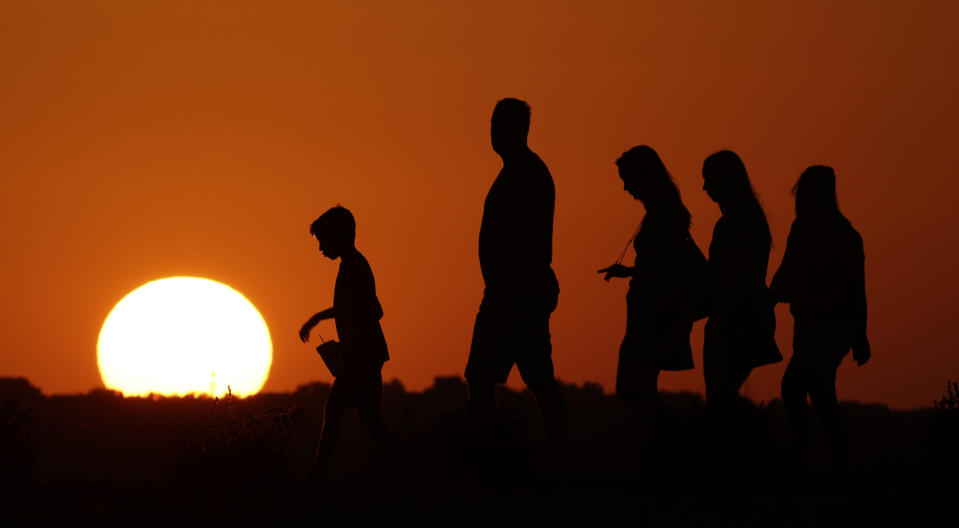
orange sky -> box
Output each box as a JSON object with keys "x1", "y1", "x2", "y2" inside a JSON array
[{"x1": 1, "y1": 1, "x2": 956, "y2": 409}]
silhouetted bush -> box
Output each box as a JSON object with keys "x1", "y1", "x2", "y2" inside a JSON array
[
  {"x1": 933, "y1": 380, "x2": 959, "y2": 415},
  {"x1": 0, "y1": 400, "x2": 41, "y2": 491},
  {"x1": 926, "y1": 380, "x2": 959, "y2": 489},
  {"x1": 0, "y1": 377, "x2": 43, "y2": 408},
  {"x1": 0, "y1": 374, "x2": 947, "y2": 507},
  {"x1": 383, "y1": 391, "x2": 543, "y2": 488},
  {"x1": 169, "y1": 389, "x2": 305, "y2": 489}
]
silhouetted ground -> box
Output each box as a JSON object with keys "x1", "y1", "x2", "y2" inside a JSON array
[{"x1": 0, "y1": 376, "x2": 955, "y2": 522}]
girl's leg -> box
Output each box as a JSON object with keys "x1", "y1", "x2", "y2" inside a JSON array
[
  {"x1": 619, "y1": 366, "x2": 663, "y2": 440},
  {"x1": 705, "y1": 349, "x2": 753, "y2": 410},
  {"x1": 704, "y1": 347, "x2": 755, "y2": 469},
  {"x1": 809, "y1": 379, "x2": 848, "y2": 470},
  {"x1": 781, "y1": 359, "x2": 812, "y2": 468}
]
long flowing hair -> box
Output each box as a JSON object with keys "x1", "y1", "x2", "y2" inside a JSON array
[
  {"x1": 616, "y1": 145, "x2": 691, "y2": 231},
  {"x1": 793, "y1": 165, "x2": 851, "y2": 226},
  {"x1": 702, "y1": 150, "x2": 772, "y2": 250}
]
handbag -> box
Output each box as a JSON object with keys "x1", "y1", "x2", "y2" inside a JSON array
[
  {"x1": 614, "y1": 224, "x2": 708, "y2": 323},
  {"x1": 315, "y1": 339, "x2": 344, "y2": 378}
]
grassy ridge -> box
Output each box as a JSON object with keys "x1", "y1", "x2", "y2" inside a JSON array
[{"x1": 0, "y1": 376, "x2": 955, "y2": 520}]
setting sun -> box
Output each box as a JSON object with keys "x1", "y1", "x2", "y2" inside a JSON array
[{"x1": 96, "y1": 277, "x2": 272, "y2": 397}]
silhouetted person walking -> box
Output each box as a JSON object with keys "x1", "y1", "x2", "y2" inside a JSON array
[
  {"x1": 771, "y1": 166, "x2": 870, "y2": 471},
  {"x1": 299, "y1": 206, "x2": 394, "y2": 482},
  {"x1": 465, "y1": 98, "x2": 567, "y2": 472},
  {"x1": 599, "y1": 146, "x2": 702, "y2": 445},
  {"x1": 701, "y1": 151, "x2": 781, "y2": 409}
]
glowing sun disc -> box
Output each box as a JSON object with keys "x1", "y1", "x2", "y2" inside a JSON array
[{"x1": 97, "y1": 277, "x2": 272, "y2": 397}]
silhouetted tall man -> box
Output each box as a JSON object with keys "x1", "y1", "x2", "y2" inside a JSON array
[{"x1": 465, "y1": 98, "x2": 568, "y2": 471}]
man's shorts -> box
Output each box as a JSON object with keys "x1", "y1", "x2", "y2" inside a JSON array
[{"x1": 465, "y1": 291, "x2": 555, "y2": 385}]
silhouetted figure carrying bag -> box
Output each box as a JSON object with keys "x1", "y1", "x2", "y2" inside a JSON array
[
  {"x1": 599, "y1": 145, "x2": 702, "y2": 452},
  {"x1": 298, "y1": 206, "x2": 394, "y2": 483}
]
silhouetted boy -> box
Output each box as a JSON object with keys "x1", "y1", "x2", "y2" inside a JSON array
[
  {"x1": 299, "y1": 206, "x2": 393, "y2": 481},
  {"x1": 465, "y1": 98, "x2": 568, "y2": 471}
]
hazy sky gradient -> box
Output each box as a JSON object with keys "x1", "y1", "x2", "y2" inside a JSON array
[{"x1": 1, "y1": 1, "x2": 956, "y2": 409}]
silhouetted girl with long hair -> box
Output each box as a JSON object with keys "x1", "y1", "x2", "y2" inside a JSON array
[
  {"x1": 599, "y1": 145, "x2": 699, "y2": 440},
  {"x1": 701, "y1": 151, "x2": 781, "y2": 409},
  {"x1": 771, "y1": 165, "x2": 870, "y2": 470}
]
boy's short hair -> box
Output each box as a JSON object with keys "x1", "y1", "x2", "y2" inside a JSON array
[{"x1": 310, "y1": 206, "x2": 356, "y2": 243}]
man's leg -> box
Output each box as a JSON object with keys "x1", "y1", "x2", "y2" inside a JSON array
[
  {"x1": 517, "y1": 304, "x2": 569, "y2": 473},
  {"x1": 466, "y1": 295, "x2": 503, "y2": 423},
  {"x1": 467, "y1": 377, "x2": 496, "y2": 420},
  {"x1": 528, "y1": 377, "x2": 568, "y2": 471}
]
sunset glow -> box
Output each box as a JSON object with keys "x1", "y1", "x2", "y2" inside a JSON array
[
  {"x1": 96, "y1": 277, "x2": 272, "y2": 397},
  {"x1": 2, "y1": 1, "x2": 957, "y2": 409}
]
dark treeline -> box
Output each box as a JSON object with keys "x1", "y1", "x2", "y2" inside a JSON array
[{"x1": 0, "y1": 376, "x2": 952, "y2": 491}]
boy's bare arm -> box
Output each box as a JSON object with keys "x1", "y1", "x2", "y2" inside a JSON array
[{"x1": 299, "y1": 308, "x2": 334, "y2": 342}]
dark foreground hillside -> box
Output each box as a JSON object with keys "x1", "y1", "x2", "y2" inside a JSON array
[{"x1": 1, "y1": 376, "x2": 956, "y2": 522}]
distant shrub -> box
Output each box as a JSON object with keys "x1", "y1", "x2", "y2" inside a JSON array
[
  {"x1": 169, "y1": 388, "x2": 305, "y2": 489},
  {"x1": 934, "y1": 380, "x2": 959, "y2": 414},
  {"x1": 382, "y1": 392, "x2": 544, "y2": 487},
  {"x1": 925, "y1": 380, "x2": 959, "y2": 489},
  {"x1": 0, "y1": 400, "x2": 41, "y2": 490}
]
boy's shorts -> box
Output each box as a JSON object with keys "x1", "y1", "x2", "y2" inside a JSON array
[
  {"x1": 465, "y1": 291, "x2": 555, "y2": 385},
  {"x1": 327, "y1": 369, "x2": 383, "y2": 410}
]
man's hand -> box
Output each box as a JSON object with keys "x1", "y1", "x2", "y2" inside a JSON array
[
  {"x1": 598, "y1": 263, "x2": 632, "y2": 282},
  {"x1": 853, "y1": 337, "x2": 871, "y2": 366}
]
